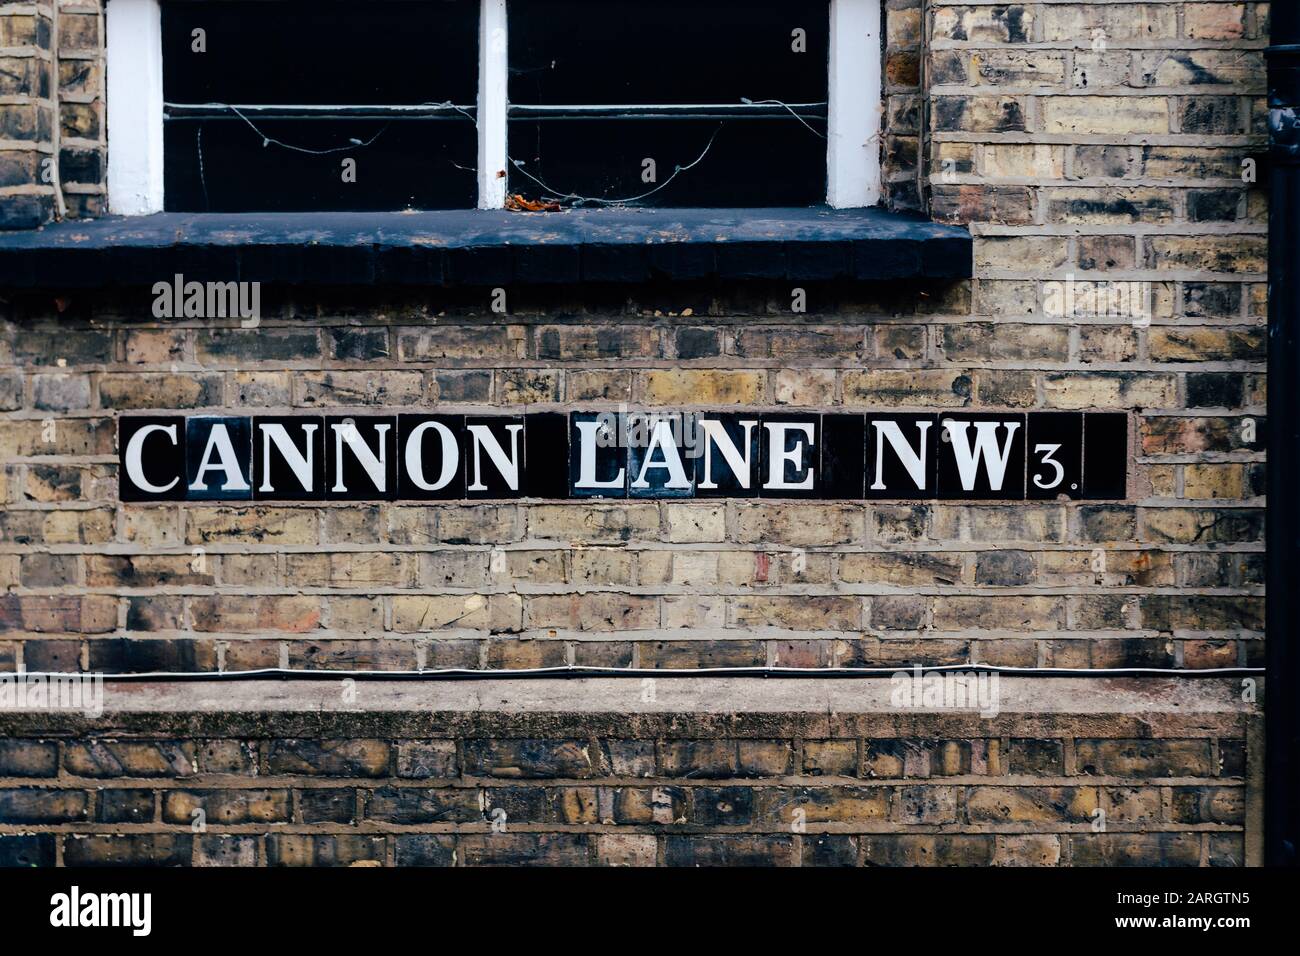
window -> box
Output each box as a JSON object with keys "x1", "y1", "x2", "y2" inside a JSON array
[
  {"x1": 506, "y1": 0, "x2": 828, "y2": 207},
  {"x1": 106, "y1": 0, "x2": 880, "y2": 214},
  {"x1": 160, "y1": 0, "x2": 480, "y2": 211}
]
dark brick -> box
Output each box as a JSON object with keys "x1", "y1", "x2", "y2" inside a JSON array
[
  {"x1": 329, "y1": 327, "x2": 389, "y2": 360},
  {"x1": 1188, "y1": 188, "x2": 1241, "y2": 222},
  {"x1": 1070, "y1": 833, "x2": 1201, "y2": 866},
  {"x1": 1187, "y1": 372, "x2": 1245, "y2": 408},
  {"x1": 0, "y1": 739, "x2": 58, "y2": 777},
  {"x1": 1179, "y1": 96, "x2": 1243, "y2": 134},
  {"x1": 676, "y1": 327, "x2": 721, "y2": 359},
  {"x1": 664, "y1": 834, "x2": 795, "y2": 867},
  {"x1": 22, "y1": 640, "x2": 82, "y2": 673},
  {"x1": 801, "y1": 834, "x2": 859, "y2": 867},
  {"x1": 366, "y1": 786, "x2": 481, "y2": 824},
  {"x1": 0, "y1": 834, "x2": 56, "y2": 867},
  {"x1": 975, "y1": 550, "x2": 1035, "y2": 586},
  {"x1": 58, "y1": 147, "x2": 102, "y2": 184},
  {"x1": 195, "y1": 329, "x2": 320, "y2": 363},
  {"x1": 458, "y1": 833, "x2": 589, "y2": 866},
  {"x1": 1008, "y1": 739, "x2": 1064, "y2": 775},
  {"x1": 395, "y1": 834, "x2": 456, "y2": 866},
  {"x1": 299, "y1": 788, "x2": 357, "y2": 823},
  {"x1": 266, "y1": 834, "x2": 384, "y2": 867},
  {"x1": 87, "y1": 639, "x2": 216, "y2": 674},
  {"x1": 126, "y1": 596, "x2": 184, "y2": 631},
  {"x1": 197, "y1": 835, "x2": 257, "y2": 866},
  {"x1": 96, "y1": 788, "x2": 155, "y2": 823},
  {"x1": 0, "y1": 787, "x2": 89, "y2": 823},
  {"x1": 861, "y1": 834, "x2": 994, "y2": 866},
  {"x1": 691, "y1": 786, "x2": 754, "y2": 826},
  {"x1": 462, "y1": 739, "x2": 596, "y2": 779},
  {"x1": 266, "y1": 739, "x2": 391, "y2": 777},
  {"x1": 394, "y1": 740, "x2": 459, "y2": 779}
]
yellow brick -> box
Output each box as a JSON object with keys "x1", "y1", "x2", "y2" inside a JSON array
[
  {"x1": 843, "y1": 369, "x2": 972, "y2": 407},
  {"x1": 1042, "y1": 373, "x2": 1177, "y2": 409},
  {"x1": 1183, "y1": 464, "x2": 1247, "y2": 500},
  {"x1": 1043, "y1": 96, "x2": 1169, "y2": 135},
  {"x1": 774, "y1": 368, "x2": 835, "y2": 405},
  {"x1": 664, "y1": 504, "x2": 726, "y2": 543},
  {"x1": 981, "y1": 144, "x2": 1065, "y2": 179},
  {"x1": 186, "y1": 508, "x2": 319, "y2": 545},
  {"x1": 642, "y1": 369, "x2": 764, "y2": 405}
]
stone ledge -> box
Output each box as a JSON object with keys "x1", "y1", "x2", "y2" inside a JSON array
[
  {"x1": 0, "y1": 207, "x2": 972, "y2": 288},
  {"x1": 0, "y1": 676, "x2": 1260, "y2": 738}
]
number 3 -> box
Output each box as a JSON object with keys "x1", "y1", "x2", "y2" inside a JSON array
[{"x1": 1033, "y1": 443, "x2": 1063, "y2": 489}]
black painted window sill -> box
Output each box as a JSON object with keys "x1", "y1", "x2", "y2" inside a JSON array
[{"x1": 0, "y1": 207, "x2": 971, "y2": 288}]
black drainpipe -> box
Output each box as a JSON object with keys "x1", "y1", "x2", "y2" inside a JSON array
[{"x1": 1268, "y1": 3, "x2": 1300, "y2": 866}]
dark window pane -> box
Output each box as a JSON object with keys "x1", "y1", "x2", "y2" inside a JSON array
[
  {"x1": 508, "y1": 117, "x2": 827, "y2": 207},
  {"x1": 165, "y1": 118, "x2": 477, "y2": 211},
  {"x1": 161, "y1": 1, "x2": 478, "y2": 105},
  {"x1": 161, "y1": 0, "x2": 478, "y2": 211},
  {"x1": 509, "y1": 0, "x2": 828, "y2": 105}
]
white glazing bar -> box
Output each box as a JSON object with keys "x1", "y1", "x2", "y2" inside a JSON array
[
  {"x1": 478, "y1": 0, "x2": 509, "y2": 209},
  {"x1": 106, "y1": 0, "x2": 165, "y2": 215},
  {"x1": 826, "y1": 0, "x2": 881, "y2": 208}
]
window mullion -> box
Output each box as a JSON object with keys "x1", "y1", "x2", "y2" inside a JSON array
[
  {"x1": 478, "y1": 0, "x2": 509, "y2": 209},
  {"x1": 827, "y1": 0, "x2": 880, "y2": 209},
  {"x1": 106, "y1": 0, "x2": 166, "y2": 214}
]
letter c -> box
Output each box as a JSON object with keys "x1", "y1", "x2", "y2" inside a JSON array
[{"x1": 125, "y1": 424, "x2": 180, "y2": 494}]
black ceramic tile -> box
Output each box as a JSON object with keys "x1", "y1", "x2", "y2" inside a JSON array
[
  {"x1": 324, "y1": 416, "x2": 397, "y2": 500},
  {"x1": 117, "y1": 410, "x2": 1133, "y2": 504},
  {"x1": 628, "y1": 412, "x2": 694, "y2": 498},
  {"x1": 759, "y1": 414, "x2": 819, "y2": 498},
  {"x1": 820, "y1": 414, "x2": 867, "y2": 499},
  {"x1": 693, "y1": 413, "x2": 760, "y2": 498},
  {"x1": 524, "y1": 413, "x2": 570, "y2": 499},
  {"x1": 1026, "y1": 412, "x2": 1082, "y2": 500},
  {"x1": 866, "y1": 413, "x2": 936, "y2": 499},
  {"x1": 569, "y1": 412, "x2": 627, "y2": 498},
  {"x1": 185, "y1": 416, "x2": 253, "y2": 501},
  {"x1": 936, "y1": 413, "x2": 1026, "y2": 500},
  {"x1": 396, "y1": 414, "x2": 465, "y2": 500},
  {"x1": 463, "y1": 416, "x2": 525, "y2": 498},
  {"x1": 118, "y1": 416, "x2": 187, "y2": 502},
  {"x1": 253, "y1": 416, "x2": 325, "y2": 500},
  {"x1": 1083, "y1": 412, "x2": 1128, "y2": 499}
]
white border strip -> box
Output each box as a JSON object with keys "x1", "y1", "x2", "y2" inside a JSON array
[
  {"x1": 827, "y1": 0, "x2": 881, "y2": 208},
  {"x1": 477, "y1": 0, "x2": 509, "y2": 209},
  {"x1": 106, "y1": 0, "x2": 165, "y2": 215}
]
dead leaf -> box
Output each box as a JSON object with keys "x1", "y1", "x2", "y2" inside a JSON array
[{"x1": 505, "y1": 193, "x2": 562, "y2": 212}]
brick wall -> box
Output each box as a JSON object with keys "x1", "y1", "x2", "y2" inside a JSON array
[
  {"x1": 0, "y1": 1, "x2": 104, "y2": 227},
  {"x1": 53, "y1": 0, "x2": 105, "y2": 219},
  {"x1": 0, "y1": 277, "x2": 1265, "y2": 675},
  {"x1": 0, "y1": 678, "x2": 1263, "y2": 866}
]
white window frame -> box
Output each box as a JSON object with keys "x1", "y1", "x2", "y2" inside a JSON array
[
  {"x1": 106, "y1": 0, "x2": 165, "y2": 215},
  {"x1": 106, "y1": 0, "x2": 880, "y2": 215}
]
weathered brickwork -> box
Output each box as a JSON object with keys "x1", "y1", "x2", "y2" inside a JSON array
[
  {"x1": 0, "y1": 1, "x2": 104, "y2": 228},
  {"x1": 0, "y1": 681, "x2": 1261, "y2": 866},
  {"x1": 0, "y1": 1, "x2": 1271, "y2": 865},
  {"x1": 0, "y1": 286, "x2": 1266, "y2": 675},
  {"x1": 52, "y1": 0, "x2": 104, "y2": 219}
]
